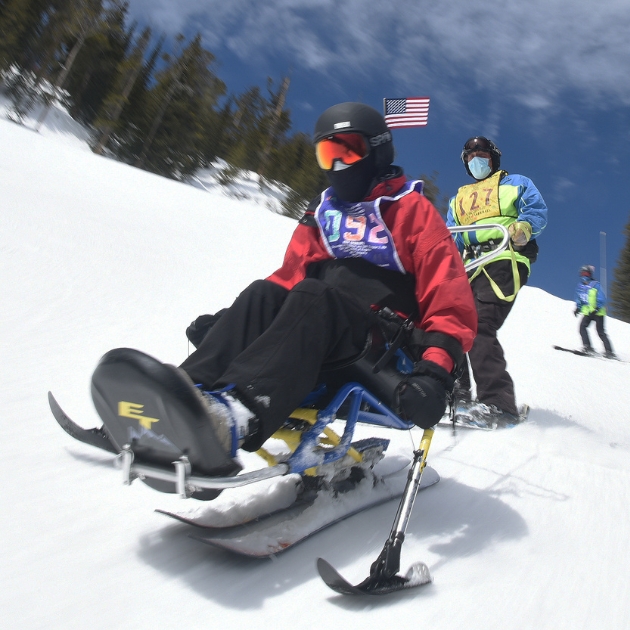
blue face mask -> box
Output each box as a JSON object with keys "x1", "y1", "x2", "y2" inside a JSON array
[{"x1": 468, "y1": 156, "x2": 492, "y2": 180}]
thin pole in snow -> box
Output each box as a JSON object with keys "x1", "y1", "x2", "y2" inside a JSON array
[{"x1": 600, "y1": 231, "x2": 607, "y2": 296}]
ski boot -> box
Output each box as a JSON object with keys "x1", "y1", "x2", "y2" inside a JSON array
[{"x1": 454, "y1": 401, "x2": 521, "y2": 430}]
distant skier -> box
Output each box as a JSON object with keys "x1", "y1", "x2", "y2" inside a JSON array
[
  {"x1": 446, "y1": 136, "x2": 548, "y2": 427},
  {"x1": 92, "y1": 102, "x2": 477, "y2": 474},
  {"x1": 574, "y1": 265, "x2": 617, "y2": 358}
]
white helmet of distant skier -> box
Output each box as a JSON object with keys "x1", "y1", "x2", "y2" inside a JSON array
[{"x1": 579, "y1": 265, "x2": 595, "y2": 279}]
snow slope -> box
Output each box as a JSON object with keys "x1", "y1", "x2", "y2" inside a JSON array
[{"x1": 2, "y1": 114, "x2": 630, "y2": 630}]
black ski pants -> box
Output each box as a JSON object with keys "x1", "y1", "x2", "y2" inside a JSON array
[
  {"x1": 580, "y1": 313, "x2": 613, "y2": 353},
  {"x1": 179, "y1": 279, "x2": 374, "y2": 450},
  {"x1": 457, "y1": 260, "x2": 529, "y2": 416}
]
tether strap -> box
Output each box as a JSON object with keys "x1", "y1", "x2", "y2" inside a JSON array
[{"x1": 468, "y1": 241, "x2": 521, "y2": 303}]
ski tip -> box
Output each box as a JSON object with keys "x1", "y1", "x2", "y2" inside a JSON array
[
  {"x1": 47, "y1": 390, "x2": 58, "y2": 410},
  {"x1": 403, "y1": 561, "x2": 432, "y2": 587}
]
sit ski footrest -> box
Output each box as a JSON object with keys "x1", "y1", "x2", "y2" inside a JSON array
[
  {"x1": 116, "y1": 445, "x2": 290, "y2": 498},
  {"x1": 116, "y1": 383, "x2": 408, "y2": 499}
]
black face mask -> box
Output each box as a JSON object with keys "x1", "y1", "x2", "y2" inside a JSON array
[{"x1": 326, "y1": 152, "x2": 378, "y2": 203}]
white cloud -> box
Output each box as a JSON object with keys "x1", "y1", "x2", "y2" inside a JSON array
[{"x1": 126, "y1": 0, "x2": 630, "y2": 111}]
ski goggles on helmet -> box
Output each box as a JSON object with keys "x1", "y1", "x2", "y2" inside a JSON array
[
  {"x1": 315, "y1": 133, "x2": 369, "y2": 170},
  {"x1": 461, "y1": 137, "x2": 494, "y2": 160}
]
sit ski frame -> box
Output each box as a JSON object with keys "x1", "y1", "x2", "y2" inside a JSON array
[
  {"x1": 115, "y1": 382, "x2": 414, "y2": 498},
  {"x1": 50, "y1": 223, "x2": 510, "y2": 596}
]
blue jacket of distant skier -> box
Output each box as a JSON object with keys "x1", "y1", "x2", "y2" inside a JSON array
[{"x1": 575, "y1": 279, "x2": 607, "y2": 316}]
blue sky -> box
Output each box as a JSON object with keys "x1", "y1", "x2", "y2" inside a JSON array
[{"x1": 125, "y1": 0, "x2": 630, "y2": 304}]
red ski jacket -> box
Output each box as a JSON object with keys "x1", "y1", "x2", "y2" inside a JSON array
[{"x1": 267, "y1": 174, "x2": 477, "y2": 373}]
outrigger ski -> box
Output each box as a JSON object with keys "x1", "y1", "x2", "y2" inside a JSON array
[
  {"x1": 317, "y1": 558, "x2": 431, "y2": 596},
  {"x1": 317, "y1": 432, "x2": 436, "y2": 596}
]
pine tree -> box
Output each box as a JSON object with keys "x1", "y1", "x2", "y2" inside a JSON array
[
  {"x1": 134, "y1": 34, "x2": 226, "y2": 179},
  {"x1": 199, "y1": 98, "x2": 235, "y2": 164},
  {"x1": 1, "y1": 0, "x2": 60, "y2": 120},
  {"x1": 62, "y1": 0, "x2": 130, "y2": 124},
  {"x1": 107, "y1": 33, "x2": 164, "y2": 165},
  {"x1": 224, "y1": 86, "x2": 271, "y2": 173},
  {"x1": 266, "y1": 131, "x2": 327, "y2": 219},
  {"x1": 91, "y1": 25, "x2": 151, "y2": 154},
  {"x1": 0, "y1": 0, "x2": 38, "y2": 71},
  {"x1": 610, "y1": 215, "x2": 630, "y2": 323},
  {"x1": 35, "y1": 0, "x2": 116, "y2": 130},
  {"x1": 258, "y1": 76, "x2": 290, "y2": 179}
]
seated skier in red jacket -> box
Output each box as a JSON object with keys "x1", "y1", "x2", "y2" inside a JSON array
[{"x1": 175, "y1": 102, "x2": 477, "y2": 460}]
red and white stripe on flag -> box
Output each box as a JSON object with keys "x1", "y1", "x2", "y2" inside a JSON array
[{"x1": 383, "y1": 97, "x2": 430, "y2": 128}]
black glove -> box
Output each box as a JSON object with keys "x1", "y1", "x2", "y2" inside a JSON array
[
  {"x1": 395, "y1": 361, "x2": 455, "y2": 429},
  {"x1": 574, "y1": 307, "x2": 580, "y2": 317},
  {"x1": 185, "y1": 310, "x2": 227, "y2": 348}
]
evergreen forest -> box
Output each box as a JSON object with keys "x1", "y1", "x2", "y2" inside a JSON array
[{"x1": 0, "y1": 0, "x2": 329, "y2": 218}]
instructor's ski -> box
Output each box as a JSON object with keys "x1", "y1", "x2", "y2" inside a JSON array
[{"x1": 438, "y1": 403, "x2": 530, "y2": 431}]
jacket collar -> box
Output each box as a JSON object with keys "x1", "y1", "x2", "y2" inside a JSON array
[{"x1": 364, "y1": 166, "x2": 407, "y2": 201}]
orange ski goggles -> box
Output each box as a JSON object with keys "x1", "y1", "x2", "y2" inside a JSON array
[{"x1": 315, "y1": 133, "x2": 369, "y2": 170}]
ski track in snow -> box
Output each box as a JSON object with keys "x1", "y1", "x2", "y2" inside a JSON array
[{"x1": 2, "y1": 104, "x2": 630, "y2": 629}]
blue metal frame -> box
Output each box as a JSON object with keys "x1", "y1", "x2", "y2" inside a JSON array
[{"x1": 286, "y1": 382, "x2": 414, "y2": 474}]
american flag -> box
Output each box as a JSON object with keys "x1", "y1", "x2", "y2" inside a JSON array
[{"x1": 383, "y1": 97, "x2": 430, "y2": 129}]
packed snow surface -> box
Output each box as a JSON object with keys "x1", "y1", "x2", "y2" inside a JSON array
[{"x1": 2, "y1": 109, "x2": 630, "y2": 629}]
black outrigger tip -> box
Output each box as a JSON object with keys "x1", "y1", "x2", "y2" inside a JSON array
[{"x1": 317, "y1": 557, "x2": 431, "y2": 596}]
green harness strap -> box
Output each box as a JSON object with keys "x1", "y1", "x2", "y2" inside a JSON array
[{"x1": 467, "y1": 242, "x2": 521, "y2": 303}]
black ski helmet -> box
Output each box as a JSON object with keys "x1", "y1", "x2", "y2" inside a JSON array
[
  {"x1": 313, "y1": 102, "x2": 394, "y2": 202},
  {"x1": 579, "y1": 265, "x2": 595, "y2": 279},
  {"x1": 461, "y1": 136, "x2": 502, "y2": 179}
]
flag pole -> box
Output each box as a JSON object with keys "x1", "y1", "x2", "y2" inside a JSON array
[{"x1": 600, "y1": 231, "x2": 607, "y2": 296}]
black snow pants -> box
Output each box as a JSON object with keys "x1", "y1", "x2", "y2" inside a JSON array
[
  {"x1": 179, "y1": 278, "x2": 375, "y2": 450},
  {"x1": 579, "y1": 313, "x2": 613, "y2": 353},
  {"x1": 457, "y1": 259, "x2": 529, "y2": 416}
]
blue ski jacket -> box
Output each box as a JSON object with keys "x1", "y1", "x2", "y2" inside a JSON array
[{"x1": 575, "y1": 279, "x2": 607, "y2": 316}]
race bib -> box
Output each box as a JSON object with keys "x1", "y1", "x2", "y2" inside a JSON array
[
  {"x1": 315, "y1": 183, "x2": 421, "y2": 272},
  {"x1": 455, "y1": 170, "x2": 503, "y2": 225}
]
